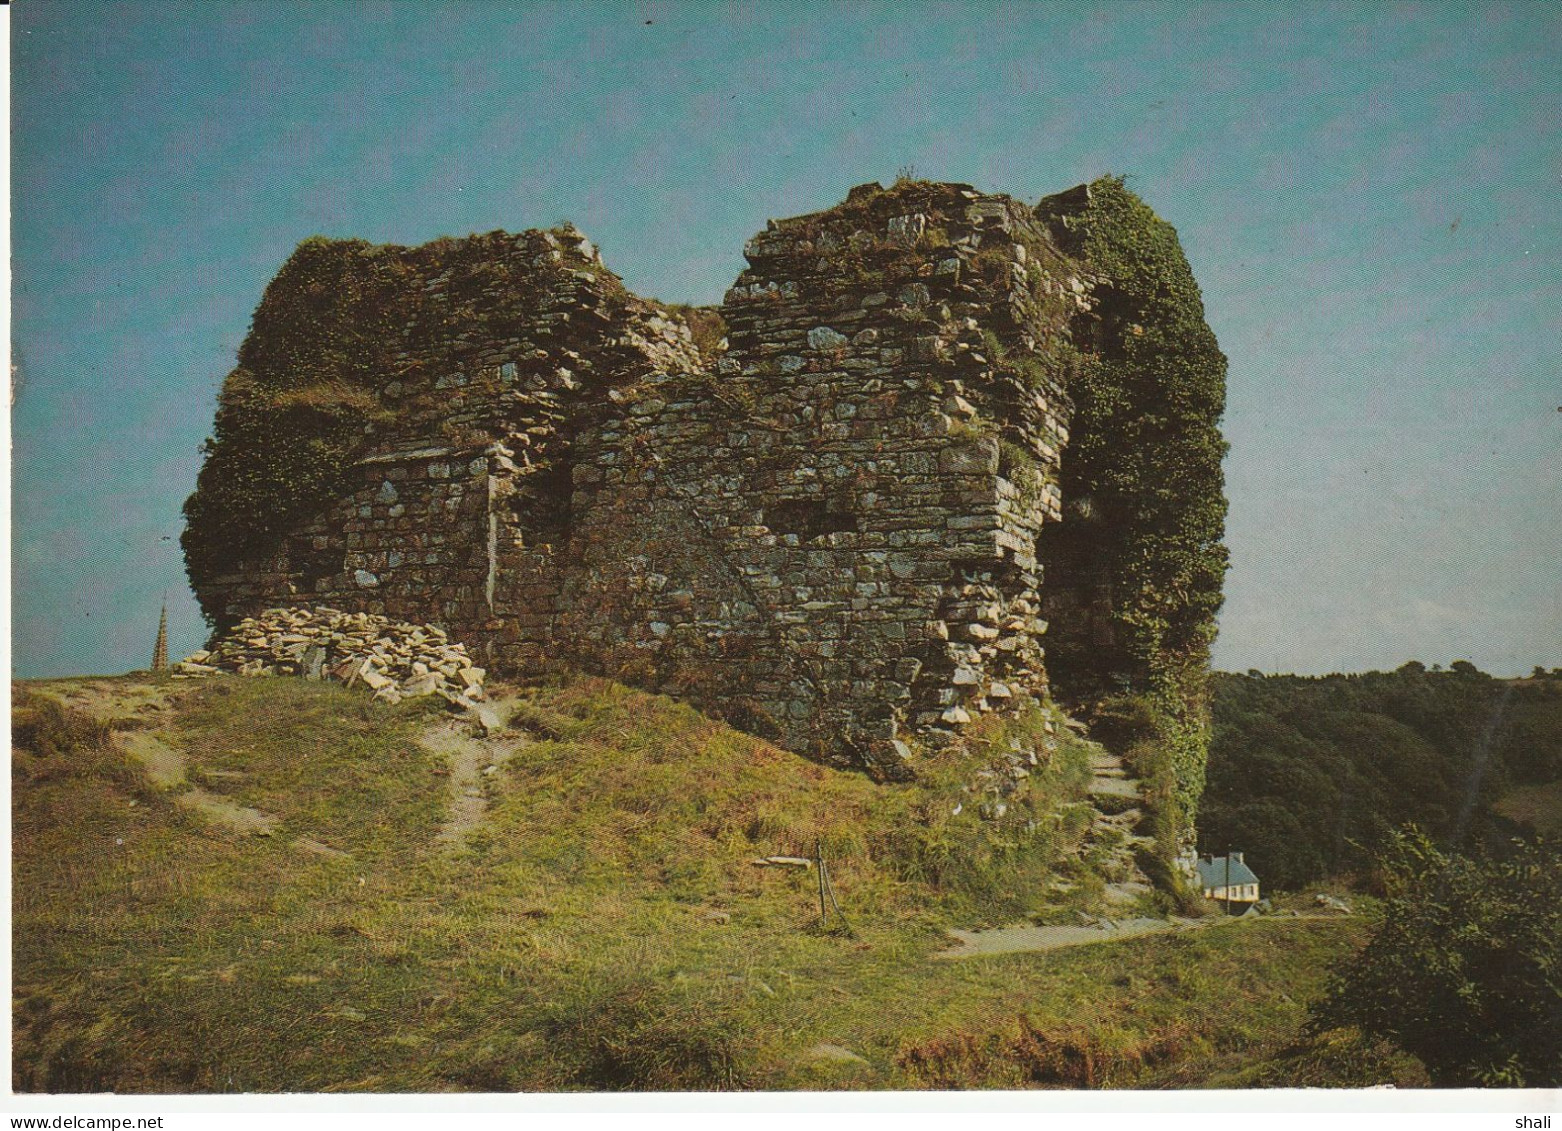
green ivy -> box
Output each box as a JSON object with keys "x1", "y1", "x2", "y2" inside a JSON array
[
  {"x1": 181, "y1": 238, "x2": 414, "y2": 609},
  {"x1": 182, "y1": 230, "x2": 595, "y2": 621},
  {"x1": 1038, "y1": 175, "x2": 1230, "y2": 840}
]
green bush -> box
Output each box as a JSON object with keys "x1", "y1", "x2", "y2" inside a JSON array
[
  {"x1": 656, "y1": 303, "x2": 728, "y2": 364},
  {"x1": 12, "y1": 691, "x2": 112, "y2": 761},
  {"x1": 10, "y1": 690, "x2": 129, "y2": 786},
  {"x1": 1310, "y1": 829, "x2": 1562, "y2": 1087}
]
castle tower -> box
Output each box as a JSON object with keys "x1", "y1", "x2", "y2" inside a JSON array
[{"x1": 151, "y1": 603, "x2": 169, "y2": 672}]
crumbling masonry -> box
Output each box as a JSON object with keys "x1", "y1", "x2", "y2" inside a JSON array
[{"x1": 195, "y1": 180, "x2": 1113, "y2": 777}]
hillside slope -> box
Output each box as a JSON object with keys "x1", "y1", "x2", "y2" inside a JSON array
[{"x1": 13, "y1": 674, "x2": 1409, "y2": 1092}]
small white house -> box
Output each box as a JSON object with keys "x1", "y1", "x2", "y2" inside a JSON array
[{"x1": 1195, "y1": 852, "x2": 1260, "y2": 907}]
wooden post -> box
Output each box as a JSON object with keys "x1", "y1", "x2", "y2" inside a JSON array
[
  {"x1": 823, "y1": 855, "x2": 853, "y2": 938},
  {"x1": 816, "y1": 839, "x2": 828, "y2": 928},
  {"x1": 1225, "y1": 850, "x2": 1231, "y2": 916}
]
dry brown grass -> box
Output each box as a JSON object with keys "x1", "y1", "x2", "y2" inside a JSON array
[{"x1": 13, "y1": 673, "x2": 1389, "y2": 1092}]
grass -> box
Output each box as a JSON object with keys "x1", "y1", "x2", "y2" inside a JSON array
[
  {"x1": 1492, "y1": 780, "x2": 1562, "y2": 837},
  {"x1": 651, "y1": 302, "x2": 728, "y2": 364},
  {"x1": 13, "y1": 674, "x2": 1406, "y2": 1092}
]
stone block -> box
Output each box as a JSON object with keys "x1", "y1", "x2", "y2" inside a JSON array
[{"x1": 807, "y1": 326, "x2": 849, "y2": 350}]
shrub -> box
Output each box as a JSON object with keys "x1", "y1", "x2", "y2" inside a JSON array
[
  {"x1": 1309, "y1": 829, "x2": 1562, "y2": 1087},
  {"x1": 657, "y1": 303, "x2": 728, "y2": 364},
  {"x1": 897, "y1": 1018, "x2": 1191, "y2": 1089},
  {"x1": 12, "y1": 691, "x2": 111, "y2": 760}
]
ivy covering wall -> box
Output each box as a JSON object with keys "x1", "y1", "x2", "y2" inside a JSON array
[
  {"x1": 1038, "y1": 176, "x2": 1231, "y2": 846},
  {"x1": 181, "y1": 238, "x2": 409, "y2": 603},
  {"x1": 181, "y1": 229, "x2": 588, "y2": 619}
]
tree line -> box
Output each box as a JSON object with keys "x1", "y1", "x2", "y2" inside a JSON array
[{"x1": 1199, "y1": 663, "x2": 1562, "y2": 889}]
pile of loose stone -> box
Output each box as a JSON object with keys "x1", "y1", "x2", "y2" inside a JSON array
[{"x1": 176, "y1": 606, "x2": 487, "y2": 707}]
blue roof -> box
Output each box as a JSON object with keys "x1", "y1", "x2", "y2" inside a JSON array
[{"x1": 1197, "y1": 855, "x2": 1260, "y2": 888}]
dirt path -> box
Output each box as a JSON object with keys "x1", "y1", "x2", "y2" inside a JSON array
[
  {"x1": 938, "y1": 909, "x2": 1351, "y2": 959},
  {"x1": 422, "y1": 721, "x2": 493, "y2": 845},
  {"x1": 119, "y1": 730, "x2": 186, "y2": 788},
  {"x1": 937, "y1": 915, "x2": 1221, "y2": 959},
  {"x1": 420, "y1": 703, "x2": 529, "y2": 846},
  {"x1": 42, "y1": 675, "x2": 530, "y2": 853},
  {"x1": 34, "y1": 677, "x2": 174, "y2": 725},
  {"x1": 29, "y1": 678, "x2": 308, "y2": 847},
  {"x1": 119, "y1": 724, "x2": 281, "y2": 837}
]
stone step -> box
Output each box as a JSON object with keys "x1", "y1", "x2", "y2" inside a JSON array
[
  {"x1": 1101, "y1": 880, "x2": 1154, "y2": 907},
  {"x1": 1088, "y1": 776, "x2": 1143, "y2": 799},
  {"x1": 1094, "y1": 807, "x2": 1144, "y2": 828},
  {"x1": 1090, "y1": 787, "x2": 1145, "y2": 818}
]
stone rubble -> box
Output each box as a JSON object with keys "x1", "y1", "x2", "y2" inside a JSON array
[{"x1": 176, "y1": 606, "x2": 488, "y2": 708}]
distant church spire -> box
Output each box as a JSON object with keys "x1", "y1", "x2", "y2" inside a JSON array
[{"x1": 151, "y1": 602, "x2": 169, "y2": 672}]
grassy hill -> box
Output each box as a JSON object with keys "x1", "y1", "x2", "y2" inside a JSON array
[{"x1": 12, "y1": 673, "x2": 1419, "y2": 1092}]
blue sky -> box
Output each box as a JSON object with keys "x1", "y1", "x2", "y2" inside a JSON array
[{"x1": 10, "y1": 0, "x2": 1561, "y2": 678}]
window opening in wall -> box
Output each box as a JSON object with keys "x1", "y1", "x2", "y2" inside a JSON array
[
  {"x1": 288, "y1": 540, "x2": 343, "y2": 590},
  {"x1": 764, "y1": 498, "x2": 859, "y2": 540},
  {"x1": 508, "y1": 456, "x2": 574, "y2": 545}
]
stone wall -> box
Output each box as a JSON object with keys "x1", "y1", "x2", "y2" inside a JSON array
[
  {"x1": 199, "y1": 224, "x2": 704, "y2": 644},
  {"x1": 195, "y1": 180, "x2": 1100, "y2": 777}
]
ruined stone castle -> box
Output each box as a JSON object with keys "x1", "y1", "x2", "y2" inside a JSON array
[{"x1": 189, "y1": 178, "x2": 1222, "y2": 779}]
